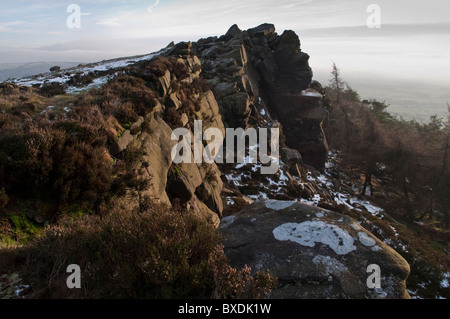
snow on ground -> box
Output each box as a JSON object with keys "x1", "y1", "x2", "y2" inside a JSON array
[
  {"x1": 300, "y1": 194, "x2": 321, "y2": 206},
  {"x1": 224, "y1": 149, "x2": 388, "y2": 222},
  {"x1": 11, "y1": 49, "x2": 167, "y2": 93},
  {"x1": 441, "y1": 272, "x2": 450, "y2": 289},
  {"x1": 65, "y1": 73, "x2": 115, "y2": 94},
  {"x1": 225, "y1": 197, "x2": 235, "y2": 205},
  {"x1": 264, "y1": 200, "x2": 296, "y2": 210}
]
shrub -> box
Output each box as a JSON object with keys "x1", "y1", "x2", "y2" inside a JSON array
[
  {"x1": 164, "y1": 106, "x2": 183, "y2": 129},
  {"x1": 39, "y1": 83, "x2": 66, "y2": 98},
  {"x1": 209, "y1": 245, "x2": 277, "y2": 299},
  {"x1": 0, "y1": 188, "x2": 9, "y2": 213},
  {"x1": 100, "y1": 76, "x2": 157, "y2": 116},
  {"x1": 113, "y1": 103, "x2": 139, "y2": 126},
  {"x1": 192, "y1": 77, "x2": 210, "y2": 93},
  {"x1": 67, "y1": 73, "x2": 93, "y2": 86},
  {"x1": 146, "y1": 56, "x2": 172, "y2": 77},
  {"x1": 7, "y1": 213, "x2": 43, "y2": 244},
  {"x1": 22, "y1": 200, "x2": 276, "y2": 299},
  {"x1": 170, "y1": 59, "x2": 189, "y2": 80},
  {"x1": 0, "y1": 119, "x2": 113, "y2": 215}
]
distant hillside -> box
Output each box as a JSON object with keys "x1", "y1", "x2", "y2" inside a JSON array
[
  {"x1": 0, "y1": 62, "x2": 81, "y2": 82},
  {"x1": 313, "y1": 69, "x2": 450, "y2": 123}
]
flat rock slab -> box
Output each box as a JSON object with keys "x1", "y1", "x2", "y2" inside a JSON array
[{"x1": 218, "y1": 200, "x2": 410, "y2": 299}]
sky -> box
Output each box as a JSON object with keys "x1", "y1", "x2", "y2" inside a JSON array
[{"x1": 0, "y1": 0, "x2": 449, "y2": 120}]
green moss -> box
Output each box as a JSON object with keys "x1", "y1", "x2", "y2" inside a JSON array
[
  {"x1": 123, "y1": 122, "x2": 132, "y2": 130},
  {"x1": 67, "y1": 204, "x2": 89, "y2": 218},
  {"x1": 0, "y1": 234, "x2": 15, "y2": 247},
  {"x1": 7, "y1": 213, "x2": 43, "y2": 244},
  {"x1": 169, "y1": 164, "x2": 181, "y2": 179},
  {"x1": 115, "y1": 128, "x2": 126, "y2": 141}
]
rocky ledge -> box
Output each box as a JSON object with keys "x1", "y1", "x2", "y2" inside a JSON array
[{"x1": 219, "y1": 200, "x2": 411, "y2": 299}]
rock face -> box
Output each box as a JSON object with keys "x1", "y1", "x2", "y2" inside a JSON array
[
  {"x1": 138, "y1": 116, "x2": 176, "y2": 206},
  {"x1": 194, "y1": 23, "x2": 330, "y2": 168},
  {"x1": 219, "y1": 200, "x2": 411, "y2": 299},
  {"x1": 109, "y1": 51, "x2": 225, "y2": 227},
  {"x1": 246, "y1": 27, "x2": 328, "y2": 168}
]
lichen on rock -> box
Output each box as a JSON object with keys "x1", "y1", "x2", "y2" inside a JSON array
[{"x1": 272, "y1": 221, "x2": 357, "y2": 255}]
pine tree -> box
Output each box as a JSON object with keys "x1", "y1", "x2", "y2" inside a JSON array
[{"x1": 329, "y1": 62, "x2": 345, "y2": 104}]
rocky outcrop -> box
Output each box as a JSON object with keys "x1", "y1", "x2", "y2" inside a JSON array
[
  {"x1": 194, "y1": 29, "x2": 256, "y2": 129},
  {"x1": 194, "y1": 24, "x2": 330, "y2": 168},
  {"x1": 245, "y1": 26, "x2": 328, "y2": 168},
  {"x1": 219, "y1": 200, "x2": 410, "y2": 299},
  {"x1": 108, "y1": 51, "x2": 225, "y2": 227}
]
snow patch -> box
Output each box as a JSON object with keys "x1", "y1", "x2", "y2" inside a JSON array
[
  {"x1": 219, "y1": 215, "x2": 236, "y2": 229},
  {"x1": 371, "y1": 245, "x2": 382, "y2": 252},
  {"x1": 272, "y1": 221, "x2": 357, "y2": 255},
  {"x1": 226, "y1": 197, "x2": 235, "y2": 205},
  {"x1": 301, "y1": 90, "x2": 322, "y2": 98},
  {"x1": 264, "y1": 200, "x2": 296, "y2": 210},
  {"x1": 300, "y1": 194, "x2": 321, "y2": 206},
  {"x1": 358, "y1": 231, "x2": 376, "y2": 247},
  {"x1": 441, "y1": 272, "x2": 450, "y2": 288},
  {"x1": 312, "y1": 255, "x2": 348, "y2": 274}
]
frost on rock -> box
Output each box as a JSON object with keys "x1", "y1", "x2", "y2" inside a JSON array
[
  {"x1": 371, "y1": 245, "x2": 382, "y2": 252},
  {"x1": 225, "y1": 197, "x2": 235, "y2": 205},
  {"x1": 264, "y1": 200, "x2": 297, "y2": 211},
  {"x1": 272, "y1": 221, "x2": 357, "y2": 255},
  {"x1": 301, "y1": 90, "x2": 323, "y2": 98},
  {"x1": 312, "y1": 255, "x2": 348, "y2": 274},
  {"x1": 219, "y1": 215, "x2": 236, "y2": 229},
  {"x1": 358, "y1": 231, "x2": 376, "y2": 247}
]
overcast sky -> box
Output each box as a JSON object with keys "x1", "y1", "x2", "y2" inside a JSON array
[{"x1": 1, "y1": 0, "x2": 449, "y2": 119}]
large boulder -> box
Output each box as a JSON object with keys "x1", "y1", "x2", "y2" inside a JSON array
[
  {"x1": 248, "y1": 23, "x2": 276, "y2": 37},
  {"x1": 225, "y1": 24, "x2": 242, "y2": 39},
  {"x1": 218, "y1": 200, "x2": 411, "y2": 299},
  {"x1": 110, "y1": 130, "x2": 134, "y2": 156}
]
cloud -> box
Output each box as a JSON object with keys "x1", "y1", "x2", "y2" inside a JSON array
[
  {"x1": 147, "y1": 0, "x2": 160, "y2": 13},
  {"x1": 46, "y1": 31, "x2": 64, "y2": 36},
  {"x1": 301, "y1": 23, "x2": 450, "y2": 38},
  {"x1": 0, "y1": 20, "x2": 25, "y2": 32},
  {"x1": 96, "y1": 17, "x2": 122, "y2": 27}
]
